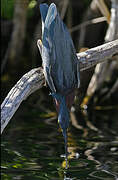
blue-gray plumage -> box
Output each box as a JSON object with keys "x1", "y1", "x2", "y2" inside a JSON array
[{"x1": 37, "y1": 3, "x2": 80, "y2": 140}]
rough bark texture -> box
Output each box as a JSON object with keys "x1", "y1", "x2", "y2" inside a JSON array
[
  {"x1": 86, "y1": 0, "x2": 118, "y2": 106},
  {"x1": 1, "y1": 40, "x2": 118, "y2": 134},
  {"x1": 1, "y1": 68, "x2": 44, "y2": 134}
]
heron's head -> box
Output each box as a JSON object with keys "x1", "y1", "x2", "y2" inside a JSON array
[
  {"x1": 51, "y1": 93, "x2": 71, "y2": 136},
  {"x1": 53, "y1": 91, "x2": 75, "y2": 112}
]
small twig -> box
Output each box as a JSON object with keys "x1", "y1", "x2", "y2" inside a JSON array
[
  {"x1": 60, "y1": 0, "x2": 69, "y2": 20},
  {"x1": 96, "y1": 0, "x2": 110, "y2": 23},
  {"x1": 69, "y1": 16, "x2": 107, "y2": 33},
  {"x1": 102, "y1": 78, "x2": 118, "y2": 101}
]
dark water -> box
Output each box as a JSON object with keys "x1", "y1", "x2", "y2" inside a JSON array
[{"x1": 1, "y1": 102, "x2": 118, "y2": 180}]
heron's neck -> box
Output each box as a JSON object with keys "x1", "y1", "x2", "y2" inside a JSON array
[{"x1": 59, "y1": 95, "x2": 67, "y2": 108}]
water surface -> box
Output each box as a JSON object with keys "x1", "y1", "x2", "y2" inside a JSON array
[{"x1": 1, "y1": 101, "x2": 118, "y2": 180}]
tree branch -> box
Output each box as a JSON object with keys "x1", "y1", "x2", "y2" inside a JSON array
[
  {"x1": 69, "y1": 16, "x2": 107, "y2": 33},
  {"x1": 1, "y1": 68, "x2": 44, "y2": 134},
  {"x1": 1, "y1": 40, "x2": 118, "y2": 134},
  {"x1": 86, "y1": 0, "x2": 118, "y2": 101},
  {"x1": 78, "y1": 39, "x2": 118, "y2": 71}
]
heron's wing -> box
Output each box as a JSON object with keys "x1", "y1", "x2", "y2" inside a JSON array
[
  {"x1": 39, "y1": 3, "x2": 48, "y2": 35},
  {"x1": 46, "y1": 4, "x2": 80, "y2": 93},
  {"x1": 39, "y1": 3, "x2": 80, "y2": 93},
  {"x1": 45, "y1": 66, "x2": 56, "y2": 92},
  {"x1": 37, "y1": 4, "x2": 48, "y2": 57},
  {"x1": 39, "y1": 3, "x2": 57, "y2": 93}
]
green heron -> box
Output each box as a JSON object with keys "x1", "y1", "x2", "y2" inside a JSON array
[{"x1": 37, "y1": 3, "x2": 80, "y2": 160}]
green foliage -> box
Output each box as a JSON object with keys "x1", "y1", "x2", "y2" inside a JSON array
[
  {"x1": 28, "y1": 0, "x2": 36, "y2": 9},
  {"x1": 1, "y1": 0, "x2": 37, "y2": 19},
  {"x1": 1, "y1": 0, "x2": 14, "y2": 19},
  {"x1": 27, "y1": 0, "x2": 37, "y2": 18}
]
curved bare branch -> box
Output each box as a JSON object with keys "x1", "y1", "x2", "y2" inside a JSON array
[{"x1": 1, "y1": 40, "x2": 118, "y2": 134}]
